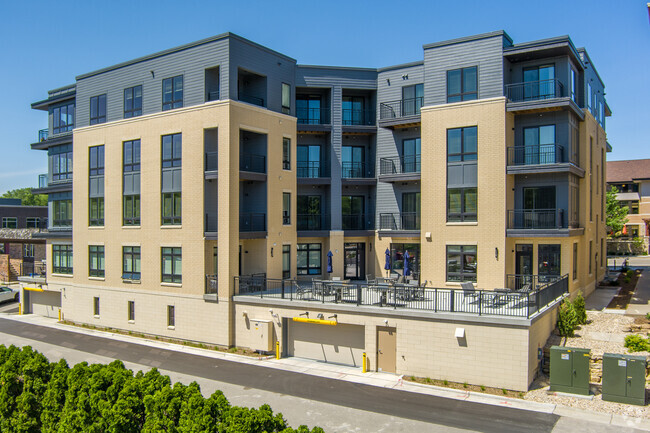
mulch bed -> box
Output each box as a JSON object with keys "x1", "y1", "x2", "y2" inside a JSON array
[
  {"x1": 606, "y1": 269, "x2": 643, "y2": 309},
  {"x1": 405, "y1": 376, "x2": 525, "y2": 399}
]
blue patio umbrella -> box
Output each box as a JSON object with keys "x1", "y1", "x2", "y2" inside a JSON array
[
  {"x1": 404, "y1": 250, "x2": 411, "y2": 277},
  {"x1": 384, "y1": 248, "x2": 391, "y2": 273},
  {"x1": 327, "y1": 250, "x2": 333, "y2": 273}
]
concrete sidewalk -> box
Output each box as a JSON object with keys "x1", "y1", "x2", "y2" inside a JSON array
[
  {"x1": 627, "y1": 267, "x2": 650, "y2": 316},
  {"x1": 1, "y1": 312, "x2": 649, "y2": 431}
]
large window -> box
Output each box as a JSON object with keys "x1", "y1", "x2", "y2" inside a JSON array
[
  {"x1": 297, "y1": 195, "x2": 322, "y2": 230},
  {"x1": 162, "y1": 134, "x2": 182, "y2": 168},
  {"x1": 26, "y1": 217, "x2": 40, "y2": 228},
  {"x1": 283, "y1": 193, "x2": 291, "y2": 225},
  {"x1": 162, "y1": 75, "x2": 183, "y2": 110},
  {"x1": 162, "y1": 193, "x2": 181, "y2": 225},
  {"x1": 538, "y1": 244, "x2": 561, "y2": 280},
  {"x1": 447, "y1": 66, "x2": 477, "y2": 102},
  {"x1": 447, "y1": 188, "x2": 477, "y2": 222},
  {"x1": 50, "y1": 146, "x2": 73, "y2": 181},
  {"x1": 89, "y1": 198, "x2": 104, "y2": 226},
  {"x1": 523, "y1": 65, "x2": 555, "y2": 100},
  {"x1": 570, "y1": 69, "x2": 577, "y2": 103},
  {"x1": 123, "y1": 139, "x2": 141, "y2": 225},
  {"x1": 447, "y1": 127, "x2": 477, "y2": 222},
  {"x1": 2, "y1": 217, "x2": 17, "y2": 228},
  {"x1": 162, "y1": 247, "x2": 182, "y2": 283},
  {"x1": 89, "y1": 94, "x2": 107, "y2": 125},
  {"x1": 297, "y1": 145, "x2": 321, "y2": 178},
  {"x1": 342, "y1": 96, "x2": 365, "y2": 125},
  {"x1": 52, "y1": 103, "x2": 74, "y2": 134},
  {"x1": 124, "y1": 85, "x2": 143, "y2": 118},
  {"x1": 162, "y1": 134, "x2": 182, "y2": 225},
  {"x1": 297, "y1": 243, "x2": 321, "y2": 275},
  {"x1": 89, "y1": 145, "x2": 104, "y2": 226},
  {"x1": 282, "y1": 137, "x2": 291, "y2": 170},
  {"x1": 281, "y1": 83, "x2": 291, "y2": 115},
  {"x1": 282, "y1": 245, "x2": 290, "y2": 279},
  {"x1": 342, "y1": 196, "x2": 364, "y2": 230},
  {"x1": 53, "y1": 244, "x2": 73, "y2": 274},
  {"x1": 122, "y1": 246, "x2": 141, "y2": 281},
  {"x1": 296, "y1": 96, "x2": 322, "y2": 124},
  {"x1": 52, "y1": 197, "x2": 72, "y2": 227},
  {"x1": 446, "y1": 245, "x2": 477, "y2": 282},
  {"x1": 447, "y1": 127, "x2": 477, "y2": 162},
  {"x1": 89, "y1": 246, "x2": 105, "y2": 278}
]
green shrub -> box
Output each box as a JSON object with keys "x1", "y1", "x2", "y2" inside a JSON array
[
  {"x1": 557, "y1": 299, "x2": 578, "y2": 337},
  {"x1": 645, "y1": 312, "x2": 650, "y2": 321},
  {"x1": 624, "y1": 334, "x2": 650, "y2": 352},
  {"x1": 572, "y1": 292, "x2": 587, "y2": 325},
  {"x1": 624, "y1": 276, "x2": 632, "y2": 284},
  {"x1": 627, "y1": 269, "x2": 635, "y2": 278}
]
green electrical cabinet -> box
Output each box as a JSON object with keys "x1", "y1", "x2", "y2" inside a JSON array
[
  {"x1": 602, "y1": 353, "x2": 646, "y2": 406},
  {"x1": 549, "y1": 346, "x2": 591, "y2": 395}
]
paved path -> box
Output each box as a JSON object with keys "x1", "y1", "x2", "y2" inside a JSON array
[
  {"x1": 627, "y1": 267, "x2": 650, "y2": 316},
  {"x1": 0, "y1": 314, "x2": 647, "y2": 432}
]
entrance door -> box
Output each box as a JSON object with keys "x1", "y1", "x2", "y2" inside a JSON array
[
  {"x1": 377, "y1": 326, "x2": 397, "y2": 373},
  {"x1": 515, "y1": 244, "x2": 533, "y2": 290},
  {"x1": 344, "y1": 243, "x2": 365, "y2": 280}
]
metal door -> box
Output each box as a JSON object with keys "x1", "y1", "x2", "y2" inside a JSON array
[{"x1": 377, "y1": 326, "x2": 397, "y2": 373}]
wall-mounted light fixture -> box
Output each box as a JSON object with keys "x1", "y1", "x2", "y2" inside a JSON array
[
  {"x1": 300, "y1": 311, "x2": 309, "y2": 317},
  {"x1": 402, "y1": 74, "x2": 408, "y2": 80},
  {"x1": 386, "y1": 78, "x2": 390, "y2": 85},
  {"x1": 495, "y1": 248, "x2": 499, "y2": 260},
  {"x1": 317, "y1": 313, "x2": 324, "y2": 320},
  {"x1": 270, "y1": 247, "x2": 274, "y2": 257}
]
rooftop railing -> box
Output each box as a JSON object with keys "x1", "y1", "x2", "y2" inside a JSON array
[
  {"x1": 505, "y1": 79, "x2": 565, "y2": 103},
  {"x1": 379, "y1": 97, "x2": 423, "y2": 120}
]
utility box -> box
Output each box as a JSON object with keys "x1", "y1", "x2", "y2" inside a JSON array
[
  {"x1": 250, "y1": 319, "x2": 273, "y2": 352},
  {"x1": 549, "y1": 346, "x2": 590, "y2": 395},
  {"x1": 602, "y1": 353, "x2": 646, "y2": 406}
]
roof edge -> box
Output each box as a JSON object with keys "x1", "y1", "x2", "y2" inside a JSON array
[
  {"x1": 297, "y1": 64, "x2": 377, "y2": 72},
  {"x1": 377, "y1": 60, "x2": 424, "y2": 73},
  {"x1": 423, "y1": 30, "x2": 512, "y2": 50},
  {"x1": 577, "y1": 47, "x2": 605, "y2": 87}
]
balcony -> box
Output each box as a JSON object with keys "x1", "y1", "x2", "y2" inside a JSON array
[
  {"x1": 506, "y1": 145, "x2": 584, "y2": 177},
  {"x1": 507, "y1": 209, "x2": 582, "y2": 237},
  {"x1": 38, "y1": 174, "x2": 48, "y2": 188},
  {"x1": 204, "y1": 274, "x2": 218, "y2": 301},
  {"x1": 239, "y1": 93, "x2": 264, "y2": 107},
  {"x1": 342, "y1": 214, "x2": 374, "y2": 231},
  {"x1": 240, "y1": 212, "x2": 266, "y2": 234},
  {"x1": 205, "y1": 152, "x2": 218, "y2": 179},
  {"x1": 342, "y1": 109, "x2": 376, "y2": 133},
  {"x1": 341, "y1": 162, "x2": 375, "y2": 185},
  {"x1": 378, "y1": 156, "x2": 421, "y2": 182},
  {"x1": 239, "y1": 153, "x2": 266, "y2": 181},
  {"x1": 378, "y1": 97, "x2": 423, "y2": 128},
  {"x1": 206, "y1": 90, "x2": 220, "y2": 102},
  {"x1": 38, "y1": 129, "x2": 48, "y2": 142},
  {"x1": 297, "y1": 213, "x2": 330, "y2": 233},
  {"x1": 297, "y1": 161, "x2": 329, "y2": 184},
  {"x1": 379, "y1": 212, "x2": 420, "y2": 233},
  {"x1": 505, "y1": 79, "x2": 583, "y2": 119}
]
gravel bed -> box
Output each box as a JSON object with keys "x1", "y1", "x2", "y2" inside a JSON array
[{"x1": 524, "y1": 311, "x2": 650, "y2": 418}]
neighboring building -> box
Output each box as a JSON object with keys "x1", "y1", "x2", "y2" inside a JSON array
[
  {"x1": 0, "y1": 198, "x2": 47, "y2": 281},
  {"x1": 606, "y1": 159, "x2": 650, "y2": 253},
  {"x1": 25, "y1": 31, "x2": 609, "y2": 391}
]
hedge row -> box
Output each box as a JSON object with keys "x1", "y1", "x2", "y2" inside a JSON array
[{"x1": 0, "y1": 345, "x2": 324, "y2": 433}]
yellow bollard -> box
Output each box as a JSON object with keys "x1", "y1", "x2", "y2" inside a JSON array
[
  {"x1": 275, "y1": 340, "x2": 280, "y2": 360},
  {"x1": 58, "y1": 309, "x2": 61, "y2": 321},
  {"x1": 362, "y1": 352, "x2": 367, "y2": 373},
  {"x1": 18, "y1": 303, "x2": 22, "y2": 315}
]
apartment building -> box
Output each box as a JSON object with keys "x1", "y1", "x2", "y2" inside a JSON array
[
  {"x1": 606, "y1": 159, "x2": 650, "y2": 253},
  {"x1": 24, "y1": 31, "x2": 609, "y2": 390}
]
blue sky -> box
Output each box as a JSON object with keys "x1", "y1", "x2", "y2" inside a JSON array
[{"x1": 1, "y1": 0, "x2": 648, "y2": 194}]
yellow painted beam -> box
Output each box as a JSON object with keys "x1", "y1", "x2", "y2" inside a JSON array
[
  {"x1": 24, "y1": 287, "x2": 44, "y2": 292},
  {"x1": 292, "y1": 317, "x2": 337, "y2": 326}
]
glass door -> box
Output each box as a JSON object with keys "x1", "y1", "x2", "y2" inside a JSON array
[
  {"x1": 297, "y1": 145, "x2": 321, "y2": 178},
  {"x1": 402, "y1": 192, "x2": 421, "y2": 230},
  {"x1": 523, "y1": 65, "x2": 555, "y2": 100},
  {"x1": 342, "y1": 196, "x2": 364, "y2": 230},
  {"x1": 523, "y1": 186, "x2": 556, "y2": 228},
  {"x1": 402, "y1": 138, "x2": 421, "y2": 173},
  {"x1": 297, "y1": 195, "x2": 322, "y2": 230},
  {"x1": 515, "y1": 244, "x2": 533, "y2": 290},
  {"x1": 344, "y1": 243, "x2": 365, "y2": 280},
  {"x1": 342, "y1": 146, "x2": 364, "y2": 178},
  {"x1": 523, "y1": 125, "x2": 556, "y2": 165}
]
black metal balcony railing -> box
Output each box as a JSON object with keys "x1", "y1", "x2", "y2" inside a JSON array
[
  {"x1": 297, "y1": 161, "x2": 326, "y2": 178},
  {"x1": 240, "y1": 153, "x2": 266, "y2": 173},
  {"x1": 341, "y1": 162, "x2": 374, "y2": 178},
  {"x1": 297, "y1": 213, "x2": 330, "y2": 231},
  {"x1": 207, "y1": 90, "x2": 220, "y2": 102},
  {"x1": 342, "y1": 109, "x2": 376, "y2": 126},
  {"x1": 379, "y1": 97, "x2": 423, "y2": 120},
  {"x1": 379, "y1": 156, "x2": 421, "y2": 175},
  {"x1": 297, "y1": 107, "x2": 331, "y2": 125},
  {"x1": 205, "y1": 275, "x2": 218, "y2": 294},
  {"x1": 239, "y1": 93, "x2": 265, "y2": 107},
  {"x1": 507, "y1": 144, "x2": 566, "y2": 166},
  {"x1": 234, "y1": 274, "x2": 569, "y2": 319},
  {"x1": 205, "y1": 152, "x2": 218, "y2": 171},
  {"x1": 507, "y1": 209, "x2": 565, "y2": 230},
  {"x1": 240, "y1": 212, "x2": 266, "y2": 232},
  {"x1": 205, "y1": 214, "x2": 217, "y2": 232},
  {"x1": 38, "y1": 129, "x2": 48, "y2": 142},
  {"x1": 379, "y1": 212, "x2": 421, "y2": 231},
  {"x1": 342, "y1": 214, "x2": 374, "y2": 230},
  {"x1": 52, "y1": 219, "x2": 72, "y2": 228},
  {"x1": 38, "y1": 174, "x2": 48, "y2": 188},
  {"x1": 505, "y1": 79, "x2": 565, "y2": 103}
]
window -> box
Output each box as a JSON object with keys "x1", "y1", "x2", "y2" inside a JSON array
[
  {"x1": 0, "y1": 244, "x2": 4, "y2": 254},
  {"x1": 122, "y1": 246, "x2": 141, "y2": 280},
  {"x1": 600, "y1": 239, "x2": 604, "y2": 267},
  {"x1": 53, "y1": 244, "x2": 73, "y2": 274},
  {"x1": 283, "y1": 192, "x2": 291, "y2": 225},
  {"x1": 447, "y1": 66, "x2": 477, "y2": 102},
  {"x1": 572, "y1": 243, "x2": 578, "y2": 280},
  {"x1": 446, "y1": 245, "x2": 477, "y2": 282},
  {"x1": 523, "y1": 65, "x2": 555, "y2": 100},
  {"x1": 162, "y1": 134, "x2": 182, "y2": 225},
  {"x1": 588, "y1": 240, "x2": 593, "y2": 274},
  {"x1": 538, "y1": 244, "x2": 561, "y2": 280},
  {"x1": 402, "y1": 138, "x2": 421, "y2": 173},
  {"x1": 523, "y1": 125, "x2": 556, "y2": 164},
  {"x1": 26, "y1": 217, "x2": 39, "y2": 228},
  {"x1": 89, "y1": 94, "x2": 106, "y2": 125},
  {"x1": 162, "y1": 247, "x2": 182, "y2": 283},
  {"x1": 342, "y1": 196, "x2": 364, "y2": 230},
  {"x1": 89, "y1": 145, "x2": 104, "y2": 176},
  {"x1": 342, "y1": 96, "x2": 365, "y2": 125},
  {"x1": 587, "y1": 83, "x2": 592, "y2": 109},
  {"x1": 570, "y1": 69, "x2": 577, "y2": 103},
  {"x1": 297, "y1": 145, "x2": 321, "y2": 178},
  {"x1": 23, "y1": 244, "x2": 34, "y2": 258},
  {"x1": 297, "y1": 195, "x2": 322, "y2": 230},
  {"x1": 402, "y1": 192, "x2": 421, "y2": 230},
  {"x1": 52, "y1": 103, "x2": 75, "y2": 134},
  {"x1": 282, "y1": 137, "x2": 291, "y2": 170},
  {"x1": 128, "y1": 301, "x2": 135, "y2": 321},
  {"x1": 162, "y1": 193, "x2": 181, "y2": 225},
  {"x1": 162, "y1": 75, "x2": 183, "y2": 110},
  {"x1": 447, "y1": 127, "x2": 477, "y2": 222},
  {"x1": 93, "y1": 297, "x2": 100, "y2": 316},
  {"x1": 162, "y1": 134, "x2": 182, "y2": 168},
  {"x1": 50, "y1": 145, "x2": 73, "y2": 181},
  {"x1": 89, "y1": 145, "x2": 105, "y2": 226},
  {"x1": 167, "y1": 305, "x2": 175, "y2": 327},
  {"x1": 447, "y1": 188, "x2": 477, "y2": 222},
  {"x1": 297, "y1": 96, "x2": 322, "y2": 124},
  {"x1": 402, "y1": 84, "x2": 423, "y2": 116},
  {"x1": 89, "y1": 198, "x2": 104, "y2": 227},
  {"x1": 297, "y1": 243, "x2": 321, "y2": 275},
  {"x1": 282, "y1": 245, "x2": 290, "y2": 279},
  {"x1": 2, "y1": 217, "x2": 17, "y2": 228},
  {"x1": 447, "y1": 127, "x2": 477, "y2": 162},
  {"x1": 52, "y1": 197, "x2": 72, "y2": 227},
  {"x1": 281, "y1": 83, "x2": 291, "y2": 115},
  {"x1": 123, "y1": 139, "x2": 141, "y2": 225},
  {"x1": 124, "y1": 85, "x2": 142, "y2": 118},
  {"x1": 89, "y1": 246, "x2": 105, "y2": 278}
]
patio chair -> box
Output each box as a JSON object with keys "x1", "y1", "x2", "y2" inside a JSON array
[
  {"x1": 296, "y1": 281, "x2": 313, "y2": 300},
  {"x1": 461, "y1": 282, "x2": 480, "y2": 305}
]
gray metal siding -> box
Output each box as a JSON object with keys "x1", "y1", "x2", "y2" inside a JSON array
[
  {"x1": 422, "y1": 35, "x2": 505, "y2": 106},
  {"x1": 75, "y1": 38, "x2": 230, "y2": 128}
]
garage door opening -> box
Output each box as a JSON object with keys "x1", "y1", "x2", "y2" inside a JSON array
[{"x1": 287, "y1": 321, "x2": 364, "y2": 367}]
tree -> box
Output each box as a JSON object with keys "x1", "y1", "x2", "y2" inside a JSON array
[
  {"x1": 606, "y1": 186, "x2": 629, "y2": 236},
  {"x1": 1, "y1": 188, "x2": 47, "y2": 206}
]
